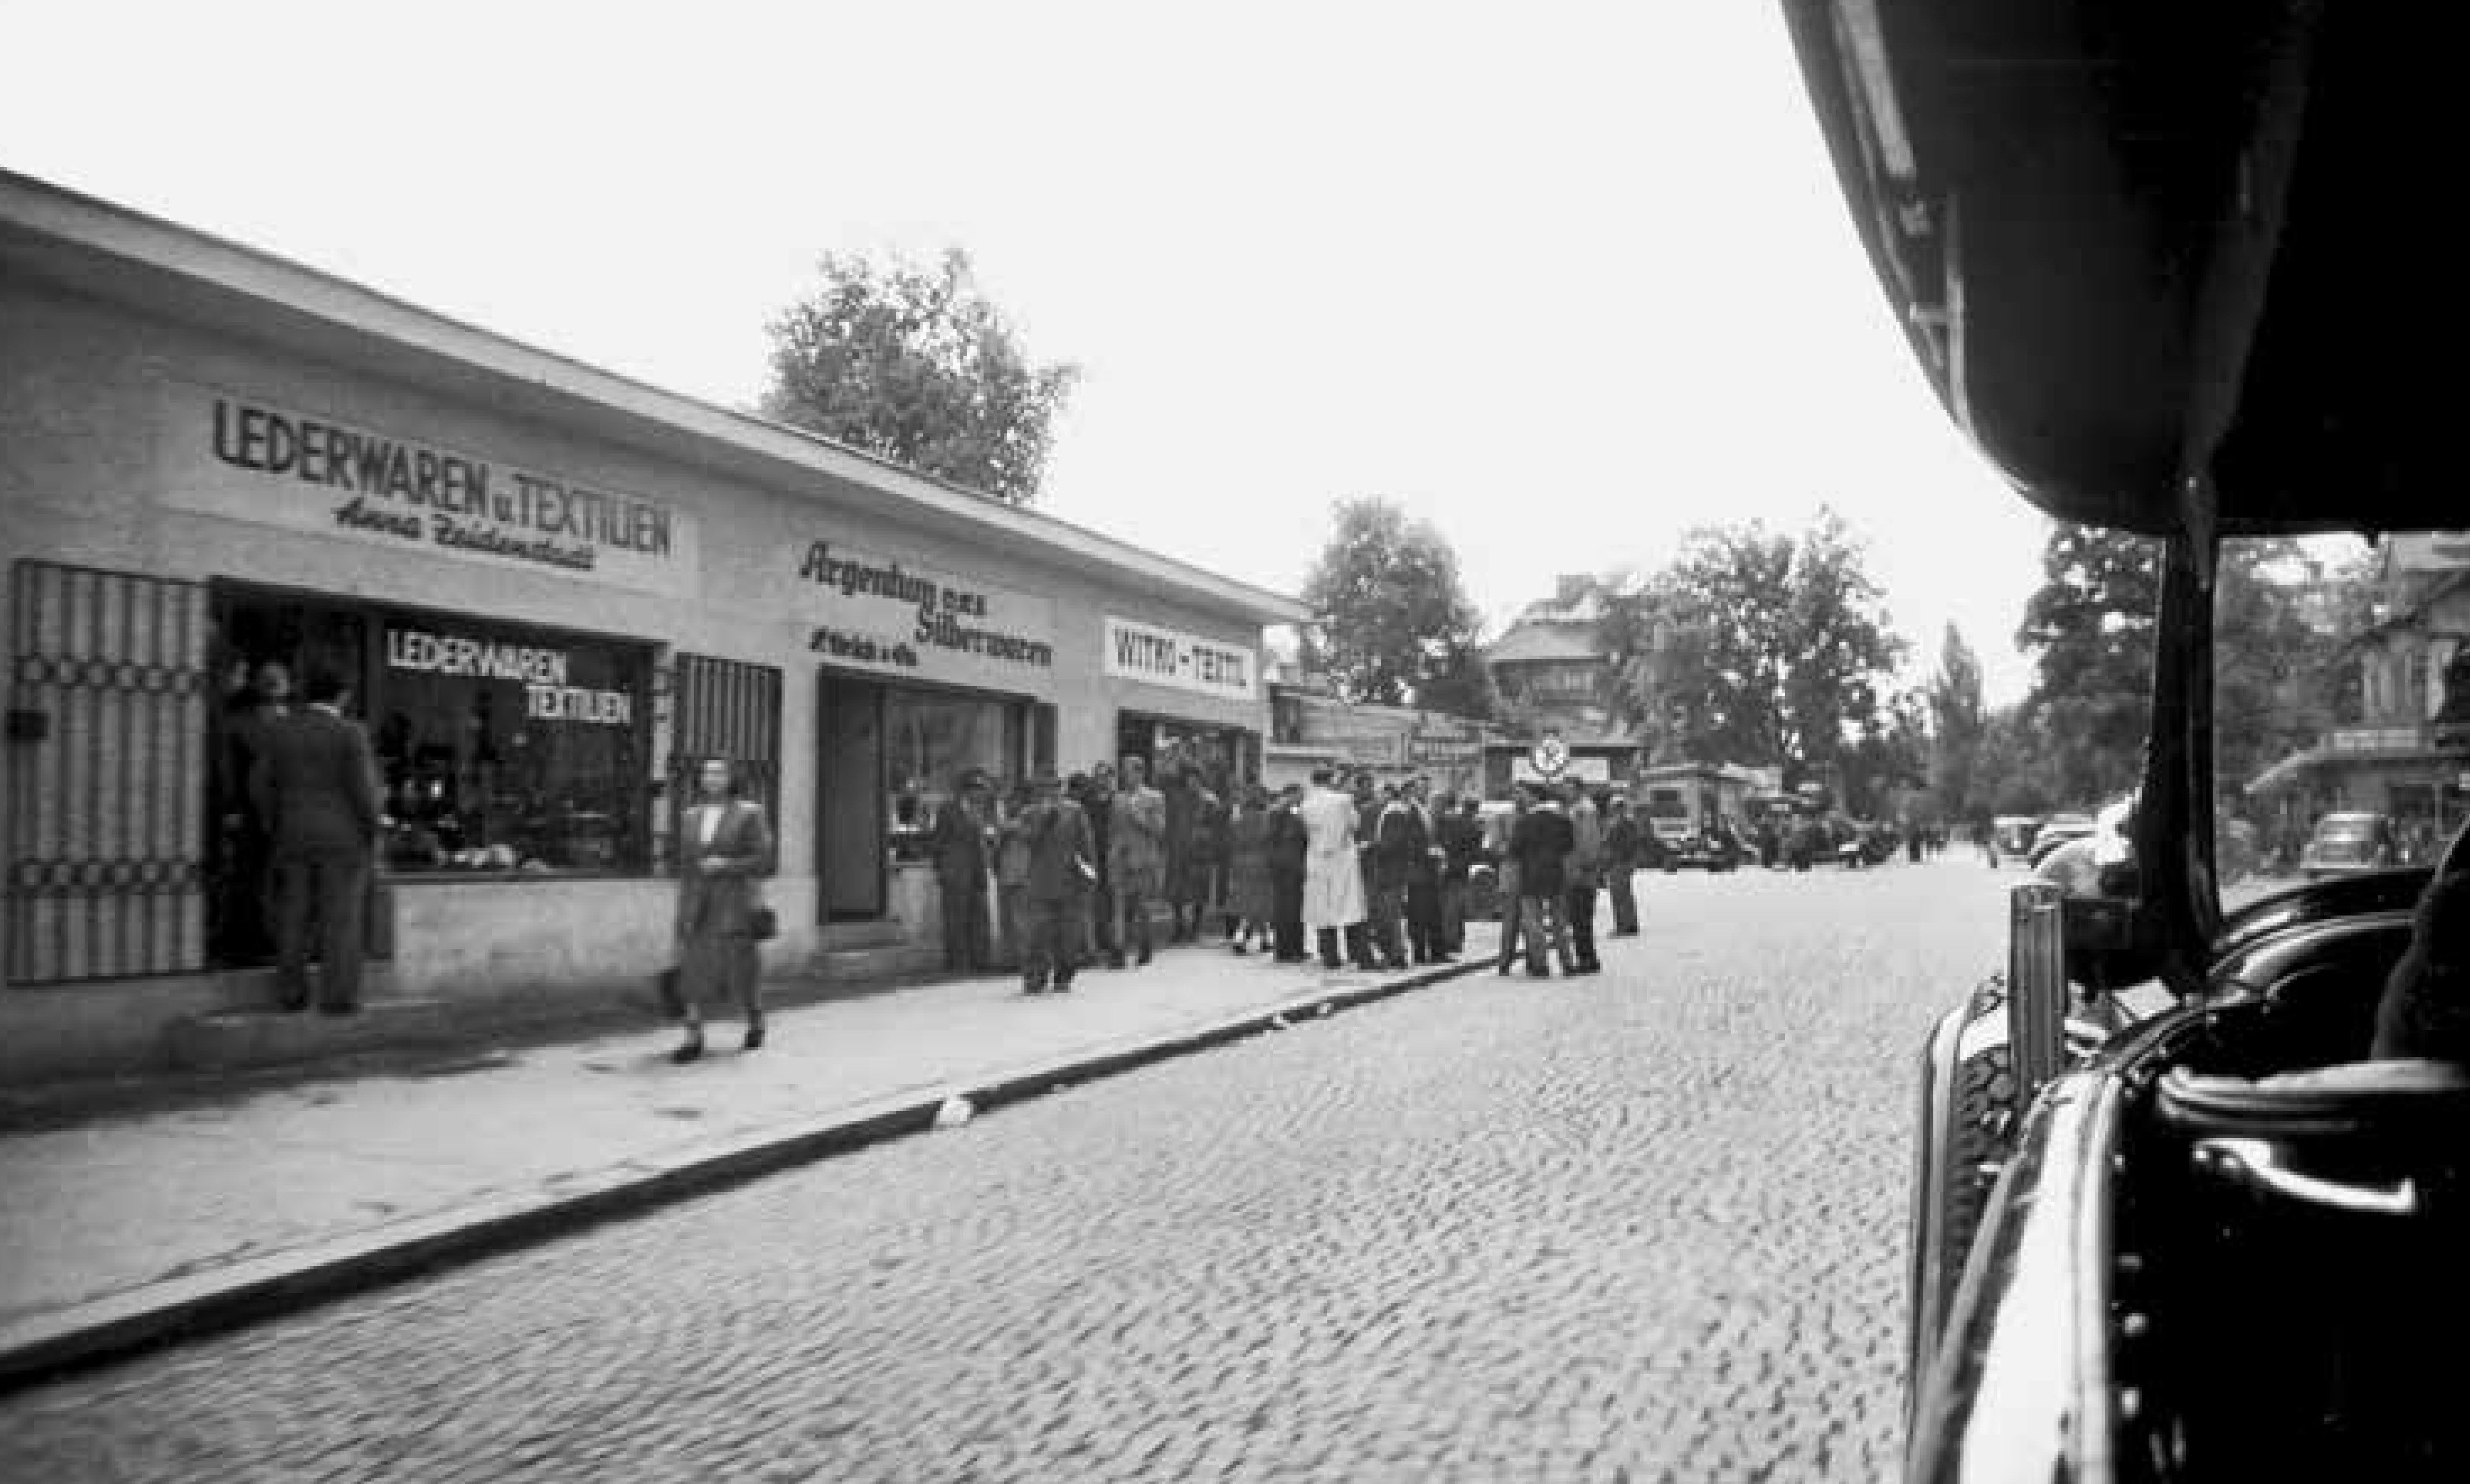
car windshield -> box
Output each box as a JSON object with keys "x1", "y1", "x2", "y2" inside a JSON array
[{"x1": 2219, "y1": 529, "x2": 2470, "y2": 915}]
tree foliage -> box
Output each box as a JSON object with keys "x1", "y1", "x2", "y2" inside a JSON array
[
  {"x1": 2013, "y1": 523, "x2": 2163, "y2": 808},
  {"x1": 761, "y1": 248, "x2": 1078, "y2": 504},
  {"x1": 1925, "y1": 624, "x2": 1989, "y2": 823},
  {"x1": 1299, "y1": 498, "x2": 1486, "y2": 709},
  {"x1": 1602, "y1": 508, "x2": 1906, "y2": 788}
]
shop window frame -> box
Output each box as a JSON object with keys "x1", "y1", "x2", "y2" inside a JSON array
[{"x1": 211, "y1": 578, "x2": 659, "y2": 884}]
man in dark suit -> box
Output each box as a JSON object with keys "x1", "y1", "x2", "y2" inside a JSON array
[
  {"x1": 1506, "y1": 781, "x2": 1577, "y2": 978},
  {"x1": 930, "y1": 770, "x2": 993, "y2": 975},
  {"x1": 249, "y1": 669, "x2": 381, "y2": 1013},
  {"x1": 671, "y1": 757, "x2": 775, "y2": 1062}
]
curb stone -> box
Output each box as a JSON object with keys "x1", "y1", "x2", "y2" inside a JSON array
[{"x1": 0, "y1": 955, "x2": 1486, "y2": 1392}]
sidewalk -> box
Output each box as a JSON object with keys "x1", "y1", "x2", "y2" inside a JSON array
[{"x1": 0, "y1": 925, "x2": 1495, "y2": 1387}]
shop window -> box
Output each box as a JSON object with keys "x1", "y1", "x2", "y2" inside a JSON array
[
  {"x1": 885, "y1": 688, "x2": 1018, "y2": 863},
  {"x1": 214, "y1": 586, "x2": 653, "y2": 882}
]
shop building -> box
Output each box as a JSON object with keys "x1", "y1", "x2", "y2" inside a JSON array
[
  {"x1": 0, "y1": 171, "x2": 1304, "y2": 1083},
  {"x1": 1263, "y1": 676, "x2": 1497, "y2": 796}
]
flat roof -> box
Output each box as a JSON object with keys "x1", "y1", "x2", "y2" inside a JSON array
[{"x1": 0, "y1": 168, "x2": 1308, "y2": 629}]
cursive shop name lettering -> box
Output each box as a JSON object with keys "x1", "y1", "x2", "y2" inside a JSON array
[
  {"x1": 385, "y1": 629, "x2": 634, "y2": 726},
  {"x1": 212, "y1": 398, "x2": 676, "y2": 573},
  {"x1": 795, "y1": 542, "x2": 1053, "y2": 668}
]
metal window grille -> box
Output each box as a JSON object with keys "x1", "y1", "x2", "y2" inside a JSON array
[
  {"x1": 669, "y1": 653, "x2": 782, "y2": 872},
  {"x1": 7, "y1": 562, "x2": 212, "y2": 984}
]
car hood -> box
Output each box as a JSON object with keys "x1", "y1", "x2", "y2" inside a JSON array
[{"x1": 1779, "y1": 3, "x2": 2455, "y2": 539}]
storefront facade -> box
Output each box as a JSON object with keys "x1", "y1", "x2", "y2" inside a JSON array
[{"x1": 0, "y1": 171, "x2": 1302, "y2": 1083}]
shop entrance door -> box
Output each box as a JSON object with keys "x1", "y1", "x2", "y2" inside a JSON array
[{"x1": 818, "y1": 676, "x2": 885, "y2": 920}]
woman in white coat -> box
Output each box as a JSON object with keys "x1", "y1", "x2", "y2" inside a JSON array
[{"x1": 1300, "y1": 767, "x2": 1372, "y2": 970}]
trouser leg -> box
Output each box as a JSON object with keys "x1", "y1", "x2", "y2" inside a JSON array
[
  {"x1": 1345, "y1": 922, "x2": 1374, "y2": 969},
  {"x1": 1317, "y1": 926, "x2": 1342, "y2": 969},
  {"x1": 1610, "y1": 870, "x2": 1638, "y2": 933},
  {"x1": 272, "y1": 856, "x2": 315, "y2": 1007},
  {"x1": 1497, "y1": 892, "x2": 1524, "y2": 968},
  {"x1": 1566, "y1": 884, "x2": 1597, "y2": 968},
  {"x1": 942, "y1": 882, "x2": 974, "y2": 972},
  {"x1": 314, "y1": 851, "x2": 367, "y2": 1009}
]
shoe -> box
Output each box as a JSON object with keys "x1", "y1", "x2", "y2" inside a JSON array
[
  {"x1": 1137, "y1": 949, "x2": 1153, "y2": 966},
  {"x1": 315, "y1": 1003, "x2": 360, "y2": 1017},
  {"x1": 1571, "y1": 963, "x2": 1602, "y2": 977},
  {"x1": 1526, "y1": 967, "x2": 1552, "y2": 979},
  {"x1": 1107, "y1": 953, "x2": 1126, "y2": 970},
  {"x1": 1496, "y1": 960, "x2": 1515, "y2": 975},
  {"x1": 1231, "y1": 942, "x2": 1249, "y2": 956},
  {"x1": 742, "y1": 1022, "x2": 766, "y2": 1051},
  {"x1": 1022, "y1": 981, "x2": 1047, "y2": 996},
  {"x1": 1053, "y1": 977, "x2": 1075, "y2": 993},
  {"x1": 670, "y1": 1036, "x2": 705, "y2": 1064}
]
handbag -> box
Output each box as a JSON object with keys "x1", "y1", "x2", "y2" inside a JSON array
[{"x1": 748, "y1": 903, "x2": 778, "y2": 941}]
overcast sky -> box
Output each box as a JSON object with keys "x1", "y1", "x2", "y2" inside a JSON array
[{"x1": 2, "y1": 0, "x2": 2050, "y2": 704}]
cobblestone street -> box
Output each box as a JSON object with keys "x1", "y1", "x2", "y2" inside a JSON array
[{"x1": 0, "y1": 858, "x2": 2013, "y2": 1484}]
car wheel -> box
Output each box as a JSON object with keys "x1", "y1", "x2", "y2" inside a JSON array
[{"x1": 1909, "y1": 975, "x2": 2018, "y2": 1421}]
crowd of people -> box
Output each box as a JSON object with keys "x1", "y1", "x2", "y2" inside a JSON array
[{"x1": 926, "y1": 759, "x2": 1663, "y2": 994}]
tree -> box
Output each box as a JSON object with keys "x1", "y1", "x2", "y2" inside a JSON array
[
  {"x1": 1927, "y1": 624, "x2": 1989, "y2": 824},
  {"x1": 1601, "y1": 508, "x2": 1906, "y2": 781},
  {"x1": 2014, "y1": 523, "x2": 2163, "y2": 807},
  {"x1": 1299, "y1": 499, "x2": 1486, "y2": 708},
  {"x1": 761, "y1": 248, "x2": 1078, "y2": 504}
]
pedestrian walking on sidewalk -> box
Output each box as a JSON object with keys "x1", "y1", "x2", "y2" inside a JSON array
[
  {"x1": 1020, "y1": 771, "x2": 1094, "y2": 994},
  {"x1": 1603, "y1": 793, "x2": 1642, "y2": 936},
  {"x1": 1108, "y1": 755, "x2": 1167, "y2": 967},
  {"x1": 250, "y1": 669, "x2": 381, "y2": 1015},
  {"x1": 931, "y1": 770, "x2": 994, "y2": 976},
  {"x1": 1226, "y1": 784, "x2": 1274, "y2": 954},
  {"x1": 1267, "y1": 782, "x2": 1309, "y2": 963},
  {"x1": 1302, "y1": 766, "x2": 1371, "y2": 969},
  {"x1": 670, "y1": 757, "x2": 775, "y2": 1062}
]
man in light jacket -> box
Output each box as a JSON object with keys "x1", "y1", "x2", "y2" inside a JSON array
[{"x1": 1301, "y1": 766, "x2": 1371, "y2": 970}]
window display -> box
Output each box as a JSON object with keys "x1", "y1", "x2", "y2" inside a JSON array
[
  {"x1": 373, "y1": 617, "x2": 651, "y2": 874},
  {"x1": 885, "y1": 688, "x2": 1019, "y2": 863},
  {"x1": 210, "y1": 585, "x2": 652, "y2": 881}
]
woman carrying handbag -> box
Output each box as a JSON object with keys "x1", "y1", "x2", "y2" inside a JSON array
[{"x1": 671, "y1": 756, "x2": 775, "y2": 1063}]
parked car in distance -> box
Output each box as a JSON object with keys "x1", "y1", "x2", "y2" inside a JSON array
[
  {"x1": 1663, "y1": 822, "x2": 1750, "y2": 873},
  {"x1": 2025, "y1": 813, "x2": 2098, "y2": 869},
  {"x1": 2299, "y1": 811, "x2": 2400, "y2": 880},
  {"x1": 1990, "y1": 814, "x2": 2039, "y2": 863}
]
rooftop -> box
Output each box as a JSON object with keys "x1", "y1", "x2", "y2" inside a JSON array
[{"x1": 0, "y1": 168, "x2": 1307, "y2": 629}]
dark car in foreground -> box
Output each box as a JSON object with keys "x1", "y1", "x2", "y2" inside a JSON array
[{"x1": 1785, "y1": 4, "x2": 2468, "y2": 1480}]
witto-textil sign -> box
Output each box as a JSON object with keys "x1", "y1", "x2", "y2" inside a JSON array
[
  {"x1": 164, "y1": 384, "x2": 699, "y2": 598},
  {"x1": 1103, "y1": 616, "x2": 1259, "y2": 703},
  {"x1": 792, "y1": 540, "x2": 1056, "y2": 690}
]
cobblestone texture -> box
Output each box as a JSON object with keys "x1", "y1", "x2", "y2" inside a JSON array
[{"x1": 0, "y1": 859, "x2": 2010, "y2": 1483}]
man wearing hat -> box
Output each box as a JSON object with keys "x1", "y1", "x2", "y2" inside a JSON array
[{"x1": 930, "y1": 769, "x2": 994, "y2": 975}]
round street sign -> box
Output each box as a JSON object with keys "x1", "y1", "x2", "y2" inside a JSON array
[{"x1": 1530, "y1": 733, "x2": 1571, "y2": 778}]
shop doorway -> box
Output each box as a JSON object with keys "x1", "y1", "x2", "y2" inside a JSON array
[
  {"x1": 1115, "y1": 713, "x2": 1259, "y2": 794},
  {"x1": 206, "y1": 586, "x2": 374, "y2": 968},
  {"x1": 818, "y1": 676, "x2": 886, "y2": 920}
]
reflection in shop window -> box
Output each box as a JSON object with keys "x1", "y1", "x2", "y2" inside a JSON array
[
  {"x1": 885, "y1": 689, "x2": 1018, "y2": 863},
  {"x1": 372, "y1": 618, "x2": 651, "y2": 875}
]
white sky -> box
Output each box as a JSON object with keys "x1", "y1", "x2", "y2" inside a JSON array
[{"x1": 1, "y1": 0, "x2": 2048, "y2": 705}]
